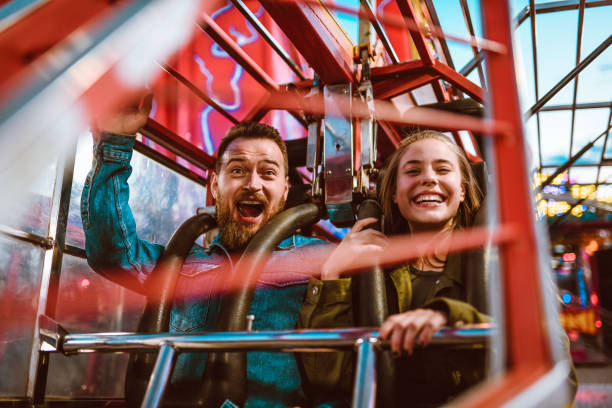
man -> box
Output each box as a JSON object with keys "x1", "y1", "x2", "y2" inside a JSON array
[{"x1": 82, "y1": 95, "x2": 326, "y2": 407}]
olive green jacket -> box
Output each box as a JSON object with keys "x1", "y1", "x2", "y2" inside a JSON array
[
  {"x1": 297, "y1": 253, "x2": 490, "y2": 406},
  {"x1": 297, "y1": 252, "x2": 578, "y2": 407}
]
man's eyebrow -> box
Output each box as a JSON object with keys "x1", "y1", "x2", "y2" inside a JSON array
[
  {"x1": 223, "y1": 157, "x2": 281, "y2": 168},
  {"x1": 261, "y1": 159, "x2": 281, "y2": 168},
  {"x1": 224, "y1": 157, "x2": 248, "y2": 166}
]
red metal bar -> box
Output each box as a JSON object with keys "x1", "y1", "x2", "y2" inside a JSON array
[
  {"x1": 374, "y1": 73, "x2": 437, "y2": 100},
  {"x1": 261, "y1": 88, "x2": 507, "y2": 135},
  {"x1": 243, "y1": 93, "x2": 271, "y2": 123},
  {"x1": 458, "y1": 2, "x2": 555, "y2": 406},
  {"x1": 454, "y1": 365, "x2": 551, "y2": 408},
  {"x1": 259, "y1": 0, "x2": 355, "y2": 85},
  {"x1": 161, "y1": 64, "x2": 239, "y2": 125},
  {"x1": 377, "y1": 120, "x2": 403, "y2": 157},
  {"x1": 395, "y1": 0, "x2": 448, "y2": 101},
  {"x1": 370, "y1": 59, "x2": 427, "y2": 79},
  {"x1": 371, "y1": 60, "x2": 430, "y2": 100},
  {"x1": 431, "y1": 60, "x2": 484, "y2": 102},
  {"x1": 141, "y1": 119, "x2": 216, "y2": 170},
  {"x1": 0, "y1": 0, "x2": 122, "y2": 93},
  {"x1": 270, "y1": 0, "x2": 507, "y2": 55},
  {"x1": 395, "y1": 0, "x2": 434, "y2": 65},
  {"x1": 198, "y1": 13, "x2": 279, "y2": 91}
]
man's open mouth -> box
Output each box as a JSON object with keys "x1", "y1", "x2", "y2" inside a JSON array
[{"x1": 236, "y1": 200, "x2": 265, "y2": 221}]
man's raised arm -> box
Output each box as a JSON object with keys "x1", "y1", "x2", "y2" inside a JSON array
[{"x1": 81, "y1": 93, "x2": 163, "y2": 294}]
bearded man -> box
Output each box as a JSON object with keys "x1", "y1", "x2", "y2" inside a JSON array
[{"x1": 82, "y1": 95, "x2": 326, "y2": 407}]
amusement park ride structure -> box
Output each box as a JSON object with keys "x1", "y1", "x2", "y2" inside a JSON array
[{"x1": 1, "y1": 0, "x2": 609, "y2": 407}]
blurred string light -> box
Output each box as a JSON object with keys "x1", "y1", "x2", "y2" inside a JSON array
[
  {"x1": 533, "y1": 171, "x2": 612, "y2": 219},
  {"x1": 576, "y1": 268, "x2": 588, "y2": 307},
  {"x1": 562, "y1": 252, "x2": 576, "y2": 262},
  {"x1": 585, "y1": 239, "x2": 599, "y2": 256}
]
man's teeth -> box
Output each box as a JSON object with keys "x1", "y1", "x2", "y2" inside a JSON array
[{"x1": 415, "y1": 194, "x2": 443, "y2": 203}]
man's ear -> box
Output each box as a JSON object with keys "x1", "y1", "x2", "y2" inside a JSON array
[
  {"x1": 283, "y1": 176, "x2": 289, "y2": 202},
  {"x1": 210, "y1": 171, "x2": 219, "y2": 200}
]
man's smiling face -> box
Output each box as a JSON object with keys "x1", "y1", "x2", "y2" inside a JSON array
[{"x1": 211, "y1": 137, "x2": 288, "y2": 251}]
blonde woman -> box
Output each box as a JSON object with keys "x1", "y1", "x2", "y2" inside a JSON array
[{"x1": 299, "y1": 130, "x2": 489, "y2": 406}]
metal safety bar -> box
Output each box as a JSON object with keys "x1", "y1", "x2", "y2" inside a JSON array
[{"x1": 41, "y1": 325, "x2": 492, "y2": 408}]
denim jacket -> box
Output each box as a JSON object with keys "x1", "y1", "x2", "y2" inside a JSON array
[{"x1": 81, "y1": 133, "x2": 327, "y2": 407}]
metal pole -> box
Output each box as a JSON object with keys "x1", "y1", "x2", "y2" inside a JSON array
[
  {"x1": 351, "y1": 337, "x2": 378, "y2": 408},
  {"x1": 529, "y1": 0, "x2": 543, "y2": 170},
  {"x1": 567, "y1": 0, "x2": 586, "y2": 181},
  {"x1": 459, "y1": 50, "x2": 486, "y2": 76},
  {"x1": 161, "y1": 64, "x2": 239, "y2": 124},
  {"x1": 58, "y1": 326, "x2": 493, "y2": 354},
  {"x1": 540, "y1": 101, "x2": 612, "y2": 111},
  {"x1": 527, "y1": 35, "x2": 612, "y2": 116},
  {"x1": 537, "y1": 125, "x2": 612, "y2": 192},
  {"x1": 28, "y1": 138, "x2": 77, "y2": 402},
  {"x1": 230, "y1": 0, "x2": 306, "y2": 80},
  {"x1": 359, "y1": 0, "x2": 400, "y2": 64},
  {"x1": 424, "y1": 0, "x2": 456, "y2": 69},
  {"x1": 515, "y1": 0, "x2": 612, "y2": 26},
  {"x1": 140, "y1": 343, "x2": 176, "y2": 408},
  {"x1": 595, "y1": 108, "x2": 612, "y2": 184},
  {"x1": 459, "y1": 0, "x2": 486, "y2": 87}
]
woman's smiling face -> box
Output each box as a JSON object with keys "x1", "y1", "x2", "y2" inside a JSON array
[{"x1": 394, "y1": 138, "x2": 465, "y2": 231}]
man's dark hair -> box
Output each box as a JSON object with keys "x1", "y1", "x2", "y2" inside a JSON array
[{"x1": 215, "y1": 122, "x2": 288, "y2": 175}]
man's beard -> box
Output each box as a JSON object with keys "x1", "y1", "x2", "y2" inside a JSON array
[{"x1": 216, "y1": 193, "x2": 286, "y2": 252}]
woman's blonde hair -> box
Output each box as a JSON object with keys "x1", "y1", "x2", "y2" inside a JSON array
[{"x1": 377, "y1": 130, "x2": 483, "y2": 235}]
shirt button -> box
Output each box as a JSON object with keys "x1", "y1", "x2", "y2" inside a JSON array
[
  {"x1": 435, "y1": 280, "x2": 440, "y2": 284},
  {"x1": 312, "y1": 286, "x2": 319, "y2": 296}
]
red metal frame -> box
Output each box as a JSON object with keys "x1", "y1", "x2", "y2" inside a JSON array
[
  {"x1": 395, "y1": 0, "x2": 449, "y2": 101},
  {"x1": 455, "y1": 1, "x2": 555, "y2": 405},
  {"x1": 0, "y1": 0, "x2": 123, "y2": 99},
  {"x1": 259, "y1": 0, "x2": 355, "y2": 85},
  {"x1": 0, "y1": 0, "x2": 568, "y2": 405},
  {"x1": 142, "y1": 119, "x2": 215, "y2": 170}
]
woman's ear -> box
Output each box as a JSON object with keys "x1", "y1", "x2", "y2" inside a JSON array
[
  {"x1": 393, "y1": 193, "x2": 397, "y2": 203},
  {"x1": 460, "y1": 184, "x2": 466, "y2": 202}
]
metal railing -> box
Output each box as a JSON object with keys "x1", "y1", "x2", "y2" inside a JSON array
[{"x1": 39, "y1": 319, "x2": 492, "y2": 408}]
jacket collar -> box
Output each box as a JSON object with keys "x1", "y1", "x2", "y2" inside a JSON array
[
  {"x1": 443, "y1": 252, "x2": 463, "y2": 284},
  {"x1": 208, "y1": 233, "x2": 296, "y2": 254}
]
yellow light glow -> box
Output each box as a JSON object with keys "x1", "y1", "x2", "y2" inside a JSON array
[
  {"x1": 585, "y1": 239, "x2": 599, "y2": 256},
  {"x1": 547, "y1": 200, "x2": 571, "y2": 217},
  {"x1": 570, "y1": 205, "x2": 584, "y2": 217},
  {"x1": 571, "y1": 184, "x2": 596, "y2": 200}
]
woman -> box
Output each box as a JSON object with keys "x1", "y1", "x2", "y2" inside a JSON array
[{"x1": 298, "y1": 130, "x2": 489, "y2": 406}]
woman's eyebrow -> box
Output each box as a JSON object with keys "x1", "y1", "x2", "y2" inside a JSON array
[
  {"x1": 432, "y1": 159, "x2": 453, "y2": 165},
  {"x1": 401, "y1": 158, "x2": 453, "y2": 167},
  {"x1": 402, "y1": 159, "x2": 422, "y2": 167}
]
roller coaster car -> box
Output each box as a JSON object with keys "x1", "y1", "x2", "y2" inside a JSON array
[{"x1": 0, "y1": 1, "x2": 575, "y2": 407}]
